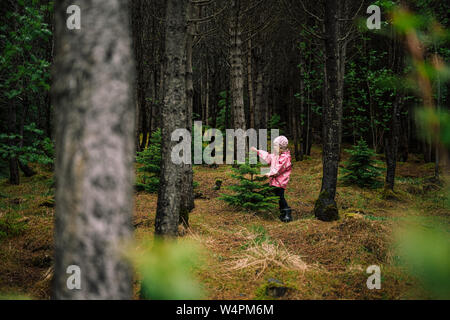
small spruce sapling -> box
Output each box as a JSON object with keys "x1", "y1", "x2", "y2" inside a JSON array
[
  {"x1": 340, "y1": 138, "x2": 384, "y2": 188},
  {"x1": 136, "y1": 129, "x2": 162, "y2": 193},
  {"x1": 220, "y1": 158, "x2": 278, "y2": 213}
]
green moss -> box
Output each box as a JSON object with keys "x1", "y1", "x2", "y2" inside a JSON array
[{"x1": 314, "y1": 190, "x2": 339, "y2": 221}]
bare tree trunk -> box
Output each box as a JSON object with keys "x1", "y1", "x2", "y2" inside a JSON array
[
  {"x1": 155, "y1": 0, "x2": 189, "y2": 237},
  {"x1": 52, "y1": 0, "x2": 135, "y2": 299},
  {"x1": 18, "y1": 96, "x2": 37, "y2": 177},
  {"x1": 314, "y1": 0, "x2": 340, "y2": 222},
  {"x1": 290, "y1": 86, "x2": 300, "y2": 161},
  {"x1": 434, "y1": 41, "x2": 441, "y2": 180},
  {"x1": 384, "y1": 33, "x2": 404, "y2": 192},
  {"x1": 297, "y1": 54, "x2": 306, "y2": 161},
  {"x1": 384, "y1": 93, "x2": 401, "y2": 191},
  {"x1": 180, "y1": 1, "x2": 195, "y2": 228},
  {"x1": 205, "y1": 59, "x2": 210, "y2": 126},
  {"x1": 7, "y1": 102, "x2": 19, "y2": 185},
  {"x1": 229, "y1": 0, "x2": 246, "y2": 130},
  {"x1": 255, "y1": 67, "x2": 263, "y2": 130},
  {"x1": 247, "y1": 39, "x2": 255, "y2": 129}
]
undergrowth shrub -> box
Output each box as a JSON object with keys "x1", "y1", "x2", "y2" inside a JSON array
[
  {"x1": 220, "y1": 160, "x2": 278, "y2": 213},
  {"x1": 340, "y1": 138, "x2": 384, "y2": 188},
  {"x1": 136, "y1": 129, "x2": 161, "y2": 193}
]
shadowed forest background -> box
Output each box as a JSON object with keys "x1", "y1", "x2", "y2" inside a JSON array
[{"x1": 0, "y1": 0, "x2": 449, "y2": 300}]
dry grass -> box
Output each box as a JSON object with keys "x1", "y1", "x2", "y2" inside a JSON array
[{"x1": 225, "y1": 241, "x2": 308, "y2": 279}]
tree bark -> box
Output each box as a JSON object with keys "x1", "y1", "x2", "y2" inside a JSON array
[
  {"x1": 52, "y1": 0, "x2": 135, "y2": 299},
  {"x1": 247, "y1": 39, "x2": 255, "y2": 129},
  {"x1": 384, "y1": 93, "x2": 401, "y2": 191},
  {"x1": 384, "y1": 33, "x2": 404, "y2": 192},
  {"x1": 314, "y1": 0, "x2": 340, "y2": 222},
  {"x1": 255, "y1": 66, "x2": 264, "y2": 130},
  {"x1": 180, "y1": 1, "x2": 195, "y2": 228},
  {"x1": 229, "y1": 0, "x2": 246, "y2": 130},
  {"x1": 7, "y1": 99, "x2": 20, "y2": 185},
  {"x1": 155, "y1": 0, "x2": 189, "y2": 237}
]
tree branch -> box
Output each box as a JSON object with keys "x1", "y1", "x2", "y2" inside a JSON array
[
  {"x1": 299, "y1": 0, "x2": 323, "y2": 22},
  {"x1": 188, "y1": 4, "x2": 228, "y2": 24}
]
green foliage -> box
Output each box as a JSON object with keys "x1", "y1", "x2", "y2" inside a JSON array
[
  {"x1": 268, "y1": 114, "x2": 285, "y2": 135},
  {"x1": 0, "y1": 123, "x2": 53, "y2": 166},
  {"x1": 0, "y1": 1, "x2": 53, "y2": 179},
  {"x1": 134, "y1": 239, "x2": 204, "y2": 300},
  {"x1": 220, "y1": 159, "x2": 278, "y2": 213},
  {"x1": 136, "y1": 129, "x2": 161, "y2": 193},
  {"x1": 396, "y1": 221, "x2": 450, "y2": 299},
  {"x1": 215, "y1": 90, "x2": 229, "y2": 131},
  {"x1": 0, "y1": 1, "x2": 52, "y2": 98},
  {"x1": 296, "y1": 39, "x2": 324, "y2": 117},
  {"x1": 0, "y1": 211, "x2": 28, "y2": 242},
  {"x1": 416, "y1": 105, "x2": 450, "y2": 148},
  {"x1": 340, "y1": 139, "x2": 384, "y2": 188},
  {"x1": 344, "y1": 45, "x2": 416, "y2": 143}
]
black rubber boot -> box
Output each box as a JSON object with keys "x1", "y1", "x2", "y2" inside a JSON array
[{"x1": 279, "y1": 207, "x2": 293, "y2": 223}]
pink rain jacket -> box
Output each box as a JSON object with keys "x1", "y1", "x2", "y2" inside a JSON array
[{"x1": 256, "y1": 149, "x2": 292, "y2": 189}]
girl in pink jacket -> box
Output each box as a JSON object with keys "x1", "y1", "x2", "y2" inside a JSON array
[{"x1": 251, "y1": 136, "x2": 293, "y2": 222}]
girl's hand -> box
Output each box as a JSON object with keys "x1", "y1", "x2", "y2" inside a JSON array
[{"x1": 250, "y1": 147, "x2": 257, "y2": 152}]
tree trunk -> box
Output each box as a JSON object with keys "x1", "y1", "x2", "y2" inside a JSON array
[
  {"x1": 19, "y1": 161, "x2": 36, "y2": 177},
  {"x1": 255, "y1": 67, "x2": 263, "y2": 130},
  {"x1": 155, "y1": 0, "x2": 189, "y2": 237},
  {"x1": 7, "y1": 101, "x2": 19, "y2": 185},
  {"x1": 314, "y1": 0, "x2": 340, "y2": 222},
  {"x1": 229, "y1": 0, "x2": 246, "y2": 130},
  {"x1": 180, "y1": 1, "x2": 195, "y2": 228},
  {"x1": 205, "y1": 59, "x2": 210, "y2": 126},
  {"x1": 290, "y1": 86, "x2": 300, "y2": 161},
  {"x1": 297, "y1": 55, "x2": 306, "y2": 161},
  {"x1": 247, "y1": 39, "x2": 255, "y2": 129},
  {"x1": 384, "y1": 93, "x2": 401, "y2": 191},
  {"x1": 384, "y1": 33, "x2": 404, "y2": 192},
  {"x1": 52, "y1": 0, "x2": 135, "y2": 299},
  {"x1": 434, "y1": 42, "x2": 441, "y2": 180}
]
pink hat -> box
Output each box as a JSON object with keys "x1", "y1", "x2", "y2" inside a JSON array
[{"x1": 273, "y1": 136, "x2": 288, "y2": 148}]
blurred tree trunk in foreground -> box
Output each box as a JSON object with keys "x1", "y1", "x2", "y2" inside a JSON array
[{"x1": 52, "y1": 0, "x2": 136, "y2": 299}]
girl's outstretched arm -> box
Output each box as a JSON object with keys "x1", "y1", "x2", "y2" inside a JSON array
[{"x1": 254, "y1": 149, "x2": 273, "y2": 164}]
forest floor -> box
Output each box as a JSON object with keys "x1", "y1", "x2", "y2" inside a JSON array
[{"x1": 0, "y1": 144, "x2": 449, "y2": 299}]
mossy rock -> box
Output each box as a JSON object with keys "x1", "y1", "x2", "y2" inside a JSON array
[{"x1": 255, "y1": 278, "x2": 294, "y2": 299}]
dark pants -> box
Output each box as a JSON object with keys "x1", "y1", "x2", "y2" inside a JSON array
[{"x1": 273, "y1": 187, "x2": 289, "y2": 210}]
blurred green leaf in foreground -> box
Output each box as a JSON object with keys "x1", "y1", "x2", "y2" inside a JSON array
[{"x1": 129, "y1": 238, "x2": 204, "y2": 300}]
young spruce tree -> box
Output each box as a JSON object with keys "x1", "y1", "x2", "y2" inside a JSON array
[
  {"x1": 340, "y1": 138, "x2": 384, "y2": 188},
  {"x1": 136, "y1": 129, "x2": 161, "y2": 193},
  {"x1": 220, "y1": 160, "x2": 278, "y2": 212}
]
